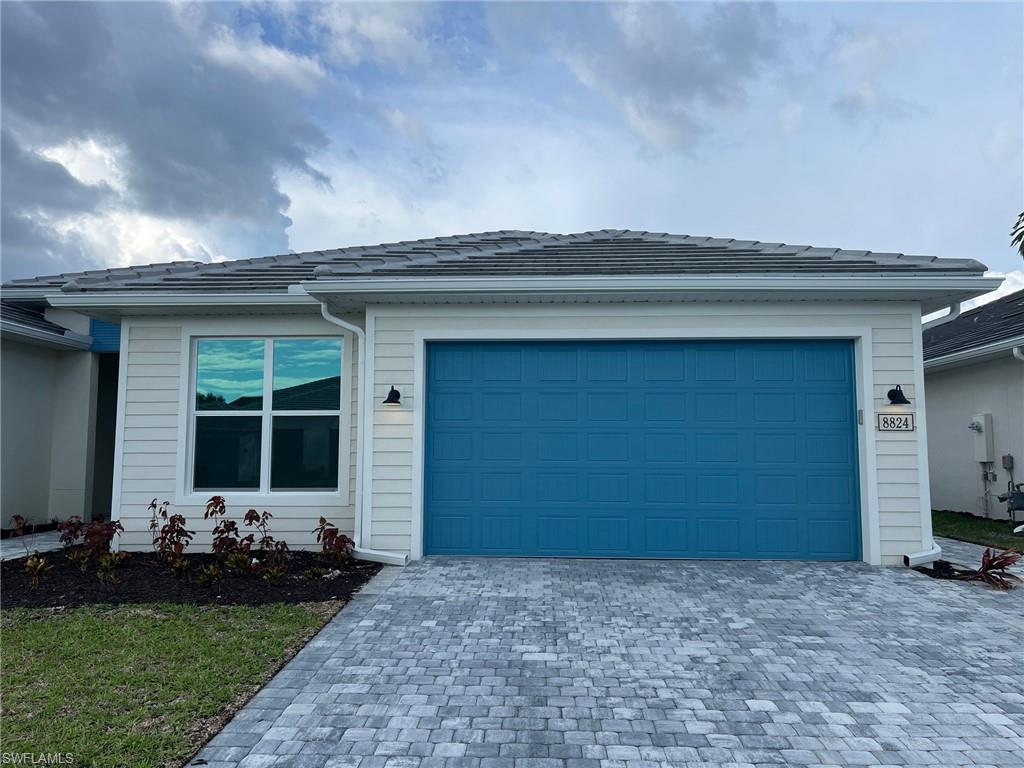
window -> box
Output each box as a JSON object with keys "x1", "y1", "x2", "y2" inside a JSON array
[{"x1": 192, "y1": 338, "x2": 343, "y2": 493}]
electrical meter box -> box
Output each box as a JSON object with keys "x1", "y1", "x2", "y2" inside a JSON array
[{"x1": 972, "y1": 413, "x2": 994, "y2": 463}]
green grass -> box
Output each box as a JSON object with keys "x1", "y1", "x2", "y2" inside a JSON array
[
  {"x1": 932, "y1": 509, "x2": 1023, "y2": 551},
  {"x1": 0, "y1": 602, "x2": 339, "y2": 768}
]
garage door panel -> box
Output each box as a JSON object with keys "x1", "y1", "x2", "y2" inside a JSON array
[{"x1": 424, "y1": 340, "x2": 860, "y2": 559}]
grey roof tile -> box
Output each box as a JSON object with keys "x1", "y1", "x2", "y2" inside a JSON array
[
  {"x1": 0, "y1": 301, "x2": 72, "y2": 336},
  {"x1": 1, "y1": 229, "x2": 988, "y2": 294},
  {"x1": 923, "y1": 289, "x2": 1024, "y2": 360}
]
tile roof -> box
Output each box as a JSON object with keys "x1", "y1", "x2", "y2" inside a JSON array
[
  {"x1": 1, "y1": 229, "x2": 987, "y2": 295},
  {"x1": 0, "y1": 301, "x2": 72, "y2": 337},
  {"x1": 923, "y1": 289, "x2": 1024, "y2": 360}
]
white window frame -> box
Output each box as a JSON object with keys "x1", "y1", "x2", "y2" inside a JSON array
[{"x1": 182, "y1": 330, "x2": 351, "y2": 505}]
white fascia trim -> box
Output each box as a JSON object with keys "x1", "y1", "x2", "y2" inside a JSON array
[
  {"x1": 302, "y1": 274, "x2": 1002, "y2": 297},
  {"x1": 45, "y1": 293, "x2": 318, "y2": 310},
  {"x1": 924, "y1": 335, "x2": 1024, "y2": 370},
  {"x1": 0, "y1": 321, "x2": 92, "y2": 350}
]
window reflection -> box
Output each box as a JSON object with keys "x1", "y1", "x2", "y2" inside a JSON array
[
  {"x1": 196, "y1": 339, "x2": 264, "y2": 410},
  {"x1": 271, "y1": 416, "x2": 340, "y2": 490},
  {"x1": 272, "y1": 339, "x2": 342, "y2": 410},
  {"x1": 194, "y1": 416, "x2": 261, "y2": 490}
]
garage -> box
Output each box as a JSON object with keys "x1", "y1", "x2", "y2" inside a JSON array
[{"x1": 423, "y1": 339, "x2": 861, "y2": 559}]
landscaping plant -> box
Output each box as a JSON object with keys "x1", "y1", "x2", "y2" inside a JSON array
[
  {"x1": 244, "y1": 508, "x2": 289, "y2": 581},
  {"x1": 95, "y1": 551, "x2": 128, "y2": 584},
  {"x1": 57, "y1": 515, "x2": 85, "y2": 547},
  {"x1": 955, "y1": 548, "x2": 1022, "y2": 590},
  {"x1": 204, "y1": 495, "x2": 255, "y2": 573},
  {"x1": 84, "y1": 519, "x2": 124, "y2": 561},
  {"x1": 149, "y1": 498, "x2": 194, "y2": 575},
  {"x1": 313, "y1": 516, "x2": 354, "y2": 567},
  {"x1": 197, "y1": 564, "x2": 223, "y2": 587},
  {"x1": 23, "y1": 552, "x2": 52, "y2": 588},
  {"x1": 11, "y1": 515, "x2": 51, "y2": 587}
]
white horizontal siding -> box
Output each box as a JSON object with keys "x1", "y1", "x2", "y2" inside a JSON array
[
  {"x1": 114, "y1": 318, "x2": 358, "y2": 552},
  {"x1": 367, "y1": 301, "x2": 927, "y2": 564}
]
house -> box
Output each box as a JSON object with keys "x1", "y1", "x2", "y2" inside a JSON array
[
  {"x1": 1, "y1": 230, "x2": 1001, "y2": 565},
  {"x1": 923, "y1": 289, "x2": 1024, "y2": 519},
  {"x1": 1, "y1": 301, "x2": 121, "y2": 529}
]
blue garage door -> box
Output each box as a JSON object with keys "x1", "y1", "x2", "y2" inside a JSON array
[{"x1": 424, "y1": 340, "x2": 860, "y2": 560}]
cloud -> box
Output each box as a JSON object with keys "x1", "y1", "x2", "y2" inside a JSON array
[
  {"x1": 311, "y1": 3, "x2": 435, "y2": 70},
  {"x1": 828, "y1": 23, "x2": 923, "y2": 123},
  {"x1": 0, "y1": 128, "x2": 114, "y2": 278},
  {"x1": 0, "y1": 2, "x2": 329, "y2": 278},
  {"x1": 205, "y1": 24, "x2": 326, "y2": 93},
  {"x1": 962, "y1": 270, "x2": 1024, "y2": 310},
  {"x1": 554, "y1": 3, "x2": 786, "y2": 147}
]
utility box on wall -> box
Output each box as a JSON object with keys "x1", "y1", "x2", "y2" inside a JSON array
[{"x1": 971, "y1": 412, "x2": 994, "y2": 463}]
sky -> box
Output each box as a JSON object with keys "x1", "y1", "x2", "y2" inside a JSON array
[{"x1": 2, "y1": 1, "x2": 1022, "y2": 304}]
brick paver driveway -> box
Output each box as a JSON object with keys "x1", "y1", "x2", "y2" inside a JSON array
[{"x1": 196, "y1": 548, "x2": 1023, "y2": 768}]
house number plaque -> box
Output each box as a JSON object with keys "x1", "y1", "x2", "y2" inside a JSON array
[{"x1": 876, "y1": 413, "x2": 915, "y2": 432}]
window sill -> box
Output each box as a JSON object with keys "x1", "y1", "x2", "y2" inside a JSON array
[{"x1": 176, "y1": 491, "x2": 349, "y2": 509}]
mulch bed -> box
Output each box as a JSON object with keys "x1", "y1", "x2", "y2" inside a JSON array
[{"x1": 1, "y1": 549, "x2": 382, "y2": 609}]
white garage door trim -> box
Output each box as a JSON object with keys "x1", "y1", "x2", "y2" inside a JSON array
[{"x1": 368, "y1": 311, "x2": 883, "y2": 564}]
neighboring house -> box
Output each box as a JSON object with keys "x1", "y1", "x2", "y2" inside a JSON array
[
  {"x1": 0, "y1": 302, "x2": 121, "y2": 528},
  {"x1": 923, "y1": 289, "x2": 1024, "y2": 519},
  {"x1": 0, "y1": 230, "x2": 1000, "y2": 564}
]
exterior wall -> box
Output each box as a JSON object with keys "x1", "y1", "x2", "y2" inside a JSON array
[
  {"x1": 113, "y1": 315, "x2": 360, "y2": 551},
  {"x1": 47, "y1": 350, "x2": 99, "y2": 521},
  {"x1": 925, "y1": 355, "x2": 1024, "y2": 517},
  {"x1": 366, "y1": 301, "x2": 929, "y2": 565},
  {"x1": 1, "y1": 341, "x2": 58, "y2": 526},
  {"x1": 1, "y1": 339, "x2": 99, "y2": 526}
]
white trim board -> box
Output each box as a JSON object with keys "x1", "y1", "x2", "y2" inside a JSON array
[{"x1": 404, "y1": 325, "x2": 882, "y2": 565}]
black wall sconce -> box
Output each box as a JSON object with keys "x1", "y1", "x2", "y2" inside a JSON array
[
  {"x1": 383, "y1": 386, "x2": 402, "y2": 406},
  {"x1": 886, "y1": 385, "x2": 911, "y2": 406}
]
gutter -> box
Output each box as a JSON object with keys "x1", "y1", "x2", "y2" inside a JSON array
[
  {"x1": 921, "y1": 302, "x2": 961, "y2": 330},
  {"x1": 46, "y1": 292, "x2": 319, "y2": 310},
  {"x1": 924, "y1": 335, "x2": 1024, "y2": 370},
  {"x1": 300, "y1": 274, "x2": 1003, "y2": 296},
  {"x1": 307, "y1": 292, "x2": 408, "y2": 566},
  {"x1": 0, "y1": 320, "x2": 92, "y2": 350}
]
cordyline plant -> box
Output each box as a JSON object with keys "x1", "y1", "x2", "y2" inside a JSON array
[
  {"x1": 954, "y1": 548, "x2": 1022, "y2": 590},
  {"x1": 312, "y1": 517, "x2": 354, "y2": 566},
  {"x1": 149, "y1": 498, "x2": 194, "y2": 575},
  {"x1": 56, "y1": 515, "x2": 123, "y2": 575},
  {"x1": 244, "y1": 508, "x2": 289, "y2": 581},
  {"x1": 204, "y1": 496, "x2": 255, "y2": 572}
]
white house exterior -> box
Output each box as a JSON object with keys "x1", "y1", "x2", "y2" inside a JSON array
[
  {"x1": 923, "y1": 290, "x2": 1024, "y2": 519},
  {"x1": 1, "y1": 230, "x2": 1001, "y2": 564}
]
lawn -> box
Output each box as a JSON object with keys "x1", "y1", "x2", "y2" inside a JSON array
[
  {"x1": 932, "y1": 509, "x2": 1023, "y2": 551},
  {"x1": 0, "y1": 602, "x2": 339, "y2": 768}
]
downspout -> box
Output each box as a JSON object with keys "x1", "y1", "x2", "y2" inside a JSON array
[
  {"x1": 314, "y1": 297, "x2": 408, "y2": 566},
  {"x1": 1013, "y1": 346, "x2": 1024, "y2": 363},
  {"x1": 903, "y1": 304, "x2": 959, "y2": 568},
  {"x1": 903, "y1": 544, "x2": 942, "y2": 568}
]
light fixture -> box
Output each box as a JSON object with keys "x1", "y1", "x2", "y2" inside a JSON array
[
  {"x1": 383, "y1": 386, "x2": 402, "y2": 406},
  {"x1": 886, "y1": 385, "x2": 910, "y2": 406}
]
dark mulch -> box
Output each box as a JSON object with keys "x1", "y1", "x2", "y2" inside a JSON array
[{"x1": 0, "y1": 549, "x2": 382, "y2": 609}]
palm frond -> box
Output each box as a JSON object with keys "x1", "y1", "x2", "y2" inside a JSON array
[{"x1": 1012, "y1": 211, "x2": 1024, "y2": 259}]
